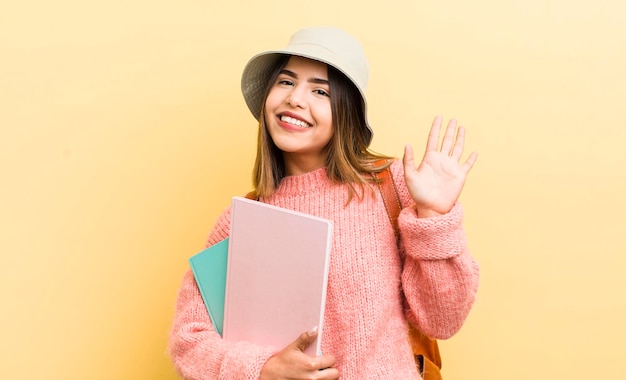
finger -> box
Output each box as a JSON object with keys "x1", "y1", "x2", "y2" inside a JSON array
[
  {"x1": 318, "y1": 366, "x2": 340, "y2": 379},
  {"x1": 450, "y1": 125, "x2": 466, "y2": 160},
  {"x1": 316, "y1": 354, "x2": 338, "y2": 373},
  {"x1": 440, "y1": 119, "x2": 458, "y2": 154},
  {"x1": 403, "y1": 144, "x2": 417, "y2": 172},
  {"x1": 293, "y1": 326, "x2": 318, "y2": 352},
  {"x1": 424, "y1": 115, "x2": 443, "y2": 153},
  {"x1": 462, "y1": 151, "x2": 478, "y2": 174}
]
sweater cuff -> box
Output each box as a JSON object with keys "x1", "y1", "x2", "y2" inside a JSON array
[
  {"x1": 398, "y1": 202, "x2": 466, "y2": 261},
  {"x1": 220, "y1": 343, "x2": 276, "y2": 379}
]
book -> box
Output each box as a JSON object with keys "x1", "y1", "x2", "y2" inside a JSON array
[
  {"x1": 223, "y1": 196, "x2": 333, "y2": 356},
  {"x1": 188, "y1": 238, "x2": 229, "y2": 336}
]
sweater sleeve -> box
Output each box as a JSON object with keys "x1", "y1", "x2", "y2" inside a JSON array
[
  {"x1": 168, "y1": 208, "x2": 277, "y2": 379},
  {"x1": 390, "y1": 161, "x2": 480, "y2": 340}
]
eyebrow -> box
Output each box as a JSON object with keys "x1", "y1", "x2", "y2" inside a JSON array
[{"x1": 279, "y1": 69, "x2": 329, "y2": 85}]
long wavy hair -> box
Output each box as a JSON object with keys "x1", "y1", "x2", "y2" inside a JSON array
[{"x1": 252, "y1": 55, "x2": 391, "y2": 202}]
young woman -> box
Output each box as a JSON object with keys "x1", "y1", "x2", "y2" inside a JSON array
[{"x1": 169, "y1": 26, "x2": 479, "y2": 380}]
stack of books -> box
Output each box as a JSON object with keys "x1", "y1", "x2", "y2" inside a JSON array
[{"x1": 189, "y1": 196, "x2": 333, "y2": 356}]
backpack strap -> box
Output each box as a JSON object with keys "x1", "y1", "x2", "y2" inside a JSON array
[
  {"x1": 372, "y1": 159, "x2": 443, "y2": 380},
  {"x1": 372, "y1": 160, "x2": 402, "y2": 242}
]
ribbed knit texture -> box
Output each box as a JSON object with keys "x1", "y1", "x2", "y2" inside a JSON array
[{"x1": 169, "y1": 159, "x2": 480, "y2": 379}]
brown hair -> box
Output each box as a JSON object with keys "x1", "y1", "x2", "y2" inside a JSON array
[{"x1": 252, "y1": 55, "x2": 391, "y2": 201}]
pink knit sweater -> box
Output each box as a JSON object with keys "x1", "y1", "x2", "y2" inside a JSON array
[{"x1": 169, "y1": 159, "x2": 480, "y2": 379}]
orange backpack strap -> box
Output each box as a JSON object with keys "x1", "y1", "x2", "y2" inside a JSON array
[
  {"x1": 372, "y1": 159, "x2": 443, "y2": 380},
  {"x1": 372, "y1": 160, "x2": 402, "y2": 242}
]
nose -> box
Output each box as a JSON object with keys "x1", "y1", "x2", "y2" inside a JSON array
[{"x1": 286, "y1": 85, "x2": 307, "y2": 109}]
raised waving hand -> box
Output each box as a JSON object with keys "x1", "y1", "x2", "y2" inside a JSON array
[{"x1": 403, "y1": 115, "x2": 478, "y2": 218}]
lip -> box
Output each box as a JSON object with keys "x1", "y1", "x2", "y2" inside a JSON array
[{"x1": 276, "y1": 112, "x2": 313, "y2": 131}]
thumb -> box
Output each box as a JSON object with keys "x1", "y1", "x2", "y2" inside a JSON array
[
  {"x1": 293, "y1": 326, "x2": 318, "y2": 352},
  {"x1": 403, "y1": 144, "x2": 417, "y2": 172}
]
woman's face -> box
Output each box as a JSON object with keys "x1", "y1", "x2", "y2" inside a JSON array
[{"x1": 264, "y1": 56, "x2": 333, "y2": 174}]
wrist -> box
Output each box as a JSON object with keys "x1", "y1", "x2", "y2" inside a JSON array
[{"x1": 415, "y1": 207, "x2": 444, "y2": 218}]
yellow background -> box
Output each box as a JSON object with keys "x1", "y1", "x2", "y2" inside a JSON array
[{"x1": 2, "y1": 1, "x2": 625, "y2": 379}]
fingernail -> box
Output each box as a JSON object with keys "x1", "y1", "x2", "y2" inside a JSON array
[{"x1": 307, "y1": 326, "x2": 318, "y2": 336}]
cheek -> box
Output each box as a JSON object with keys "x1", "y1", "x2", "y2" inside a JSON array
[
  {"x1": 318, "y1": 103, "x2": 333, "y2": 126},
  {"x1": 264, "y1": 87, "x2": 283, "y2": 111},
  {"x1": 264, "y1": 93, "x2": 275, "y2": 113}
]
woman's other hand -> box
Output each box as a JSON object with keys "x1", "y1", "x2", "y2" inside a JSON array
[{"x1": 259, "y1": 327, "x2": 339, "y2": 380}]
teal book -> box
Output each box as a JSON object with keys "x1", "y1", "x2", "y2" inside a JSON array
[{"x1": 188, "y1": 238, "x2": 229, "y2": 336}]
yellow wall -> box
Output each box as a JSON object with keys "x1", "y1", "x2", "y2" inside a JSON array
[{"x1": 2, "y1": 1, "x2": 625, "y2": 379}]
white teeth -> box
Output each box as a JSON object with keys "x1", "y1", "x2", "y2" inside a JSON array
[{"x1": 281, "y1": 115, "x2": 310, "y2": 128}]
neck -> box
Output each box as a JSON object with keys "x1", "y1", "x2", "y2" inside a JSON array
[{"x1": 283, "y1": 152, "x2": 327, "y2": 175}]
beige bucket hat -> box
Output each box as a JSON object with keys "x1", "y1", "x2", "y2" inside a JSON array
[{"x1": 240, "y1": 26, "x2": 373, "y2": 145}]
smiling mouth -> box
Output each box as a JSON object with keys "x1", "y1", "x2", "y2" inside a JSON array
[{"x1": 280, "y1": 115, "x2": 311, "y2": 128}]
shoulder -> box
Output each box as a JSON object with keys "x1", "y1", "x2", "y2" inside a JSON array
[
  {"x1": 385, "y1": 158, "x2": 415, "y2": 208},
  {"x1": 206, "y1": 206, "x2": 232, "y2": 247},
  {"x1": 368, "y1": 157, "x2": 405, "y2": 191},
  {"x1": 384, "y1": 158, "x2": 405, "y2": 187},
  {"x1": 388, "y1": 158, "x2": 404, "y2": 177}
]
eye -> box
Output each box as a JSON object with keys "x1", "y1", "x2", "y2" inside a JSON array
[
  {"x1": 313, "y1": 89, "x2": 330, "y2": 97},
  {"x1": 277, "y1": 79, "x2": 294, "y2": 86}
]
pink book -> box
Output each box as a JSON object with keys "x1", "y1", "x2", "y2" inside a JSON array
[{"x1": 223, "y1": 196, "x2": 333, "y2": 356}]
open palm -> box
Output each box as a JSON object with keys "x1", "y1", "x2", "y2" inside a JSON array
[{"x1": 403, "y1": 116, "x2": 478, "y2": 217}]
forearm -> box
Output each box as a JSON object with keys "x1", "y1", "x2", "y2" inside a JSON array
[
  {"x1": 169, "y1": 270, "x2": 276, "y2": 379},
  {"x1": 399, "y1": 202, "x2": 480, "y2": 339}
]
